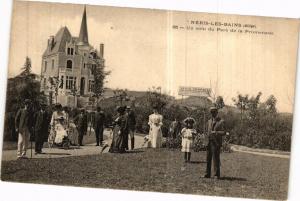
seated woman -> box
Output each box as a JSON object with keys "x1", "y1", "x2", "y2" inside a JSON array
[
  {"x1": 54, "y1": 116, "x2": 68, "y2": 144},
  {"x1": 48, "y1": 103, "x2": 67, "y2": 146},
  {"x1": 109, "y1": 106, "x2": 128, "y2": 153}
]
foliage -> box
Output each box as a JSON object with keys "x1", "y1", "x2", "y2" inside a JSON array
[
  {"x1": 4, "y1": 57, "x2": 47, "y2": 141},
  {"x1": 91, "y1": 61, "x2": 110, "y2": 101},
  {"x1": 163, "y1": 135, "x2": 182, "y2": 149},
  {"x1": 48, "y1": 76, "x2": 60, "y2": 104},
  {"x1": 229, "y1": 92, "x2": 292, "y2": 151},
  {"x1": 215, "y1": 96, "x2": 225, "y2": 109}
]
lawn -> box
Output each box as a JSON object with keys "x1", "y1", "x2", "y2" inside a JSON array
[{"x1": 1, "y1": 148, "x2": 289, "y2": 200}]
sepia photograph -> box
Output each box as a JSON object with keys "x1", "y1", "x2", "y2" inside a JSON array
[{"x1": 0, "y1": 0, "x2": 300, "y2": 200}]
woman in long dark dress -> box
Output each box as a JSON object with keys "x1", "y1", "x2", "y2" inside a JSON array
[{"x1": 109, "y1": 106, "x2": 128, "y2": 153}]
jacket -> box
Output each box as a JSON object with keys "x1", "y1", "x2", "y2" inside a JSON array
[{"x1": 207, "y1": 117, "x2": 225, "y2": 147}]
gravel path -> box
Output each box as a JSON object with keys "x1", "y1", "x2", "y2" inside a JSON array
[{"x1": 1, "y1": 130, "x2": 145, "y2": 161}]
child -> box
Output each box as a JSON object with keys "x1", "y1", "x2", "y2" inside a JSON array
[{"x1": 181, "y1": 117, "x2": 197, "y2": 162}]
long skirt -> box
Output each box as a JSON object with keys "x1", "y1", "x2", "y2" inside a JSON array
[
  {"x1": 149, "y1": 125, "x2": 162, "y2": 148},
  {"x1": 109, "y1": 126, "x2": 126, "y2": 153}
]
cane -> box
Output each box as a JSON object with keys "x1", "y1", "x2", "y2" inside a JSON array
[
  {"x1": 31, "y1": 128, "x2": 34, "y2": 159},
  {"x1": 31, "y1": 140, "x2": 32, "y2": 158}
]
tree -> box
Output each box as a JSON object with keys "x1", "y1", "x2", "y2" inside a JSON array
[
  {"x1": 113, "y1": 89, "x2": 129, "y2": 106},
  {"x1": 48, "y1": 76, "x2": 60, "y2": 104},
  {"x1": 215, "y1": 96, "x2": 225, "y2": 109},
  {"x1": 247, "y1": 92, "x2": 262, "y2": 120},
  {"x1": 4, "y1": 57, "x2": 47, "y2": 141},
  {"x1": 265, "y1": 95, "x2": 277, "y2": 114},
  {"x1": 147, "y1": 86, "x2": 168, "y2": 111},
  {"x1": 91, "y1": 60, "x2": 110, "y2": 103},
  {"x1": 70, "y1": 85, "x2": 78, "y2": 108},
  {"x1": 20, "y1": 56, "x2": 33, "y2": 77},
  {"x1": 233, "y1": 94, "x2": 249, "y2": 121}
]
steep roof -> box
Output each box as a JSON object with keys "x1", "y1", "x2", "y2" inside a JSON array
[
  {"x1": 43, "y1": 26, "x2": 72, "y2": 57},
  {"x1": 78, "y1": 6, "x2": 89, "y2": 45}
]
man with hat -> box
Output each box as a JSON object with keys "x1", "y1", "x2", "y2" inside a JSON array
[
  {"x1": 74, "y1": 108, "x2": 88, "y2": 146},
  {"x1": 15, "y1": 99, "x2": 32, "y2": 159},
  {"x1": 204, "y1": 105, "x2": 226, "y2": 179},
  {"x1": 94, "y1": 106, "x2": 106, "y2": 146},
  {"x1": 33, "y1": 102, "x2": 48, "y2": 154},
  {"x1": 126, "y1": 106, "x2": 136, "y2": 150}
]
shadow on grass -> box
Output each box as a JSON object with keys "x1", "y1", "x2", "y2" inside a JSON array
[
  {"x1": 45, "y1": 153, "x2": 72, "y2": 156},
  {"x1": 219, "y1": 176, "x2": 247, "y2": 181},
  {"x1": 189, "y1": 160, "x2": 206, "y2": 164},
  {"x1": 123, "y1": 150, "x2": 145, "y2": 154}
]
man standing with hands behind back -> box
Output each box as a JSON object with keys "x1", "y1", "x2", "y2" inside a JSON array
[
  {"x1": 204, "y1": 105, "x2": 227, "y2": 179},
  {"x1": 15, "y1": 99, "x2": 32, "y2": 159},
  {"x1": 94, "y1": 107, "x2": 105, "y2": 146},
  {"x1": 74, "y1": 108, "x2": 88, "y2": 146}
]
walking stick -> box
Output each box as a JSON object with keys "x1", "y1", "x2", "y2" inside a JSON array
[
  {"x1": 31, "y1": 140, "x2": 32, "y2": 158},
  {"x1": 30, "y1": 131, "x2": 33, "y2": 159}
]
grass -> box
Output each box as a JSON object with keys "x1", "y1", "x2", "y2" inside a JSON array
[{"x1": 1, "y1": 148, "x2": 289, "y2": 200}]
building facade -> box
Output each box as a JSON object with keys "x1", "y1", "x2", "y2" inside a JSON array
[{"x1": 40, "y1": 6, "x2": 105, "y2": 107}]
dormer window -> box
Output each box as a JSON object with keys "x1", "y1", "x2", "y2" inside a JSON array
[{"x1": 67, "y1": 47, "x2": 74, "y2": 55}]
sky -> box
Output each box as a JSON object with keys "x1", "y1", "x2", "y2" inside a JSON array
[{"x1": 7, "y1": 1, "x2": 299, "y2": 112}]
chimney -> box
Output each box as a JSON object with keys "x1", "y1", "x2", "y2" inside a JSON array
[
  {"x1": 100, "y1": 43, "x2": 104, "y2": 58},
  {"x1": 48, "y1": 35, "x2": 54, "y2": 51}
]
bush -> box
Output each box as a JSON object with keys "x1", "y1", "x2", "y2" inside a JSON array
[
  {"x1": 193, "y1": 134, "x2": 207, "y2": 152},
  {"x1": 163, "y1": 135, "x2": 182, "y2": 149}
]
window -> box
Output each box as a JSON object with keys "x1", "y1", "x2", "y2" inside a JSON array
[
  {"x1": 88, "y1": 80, "x2": 94, "y2": 92},
  {"x1": 52, "y1": 59, "x2": 55, "y2": 69},
  {"x1": 44, "y1": 61, "x2": 47, "y2": 72},
  {"x1": 66, "y1": 76, "x2": 76, "y2": 90},
  {"x1": 66, "y1": 60, "x2": 72, "y2": 69},
  {"x1": 59, "y1": 76, "x2": 64, "y2": 89},
  {"x1": 67, "y1": 47, "x2": 74, "y2": 55}
]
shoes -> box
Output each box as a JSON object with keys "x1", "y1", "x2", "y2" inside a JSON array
[
  {"x1": 96, "y1": 144, "x2": 99, "y2": 146},
  {"x1": 18, "y1": 155, "x2": 28, "y2": 159},
  {"x1": 203, "y1": 174, "x2": 211, "y2": 178},
  {"x1": 213, "y1": 175, "x2": 220, "y2": 179}
]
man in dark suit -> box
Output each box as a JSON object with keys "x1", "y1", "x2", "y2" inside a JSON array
[
  {"x1": 126, "y1": 106, "x2": 136, "y2": 150},
  {"x1": 15, "y1": 99, "x2": 32, "y2": 159},
  {"x1": 74, "y1": 108, "x2": 88, "y2": 146},
  {"x1": 94, "y1": 107, "x2": 105, "y2": 146},
  {"x1": 34, "y1": 103, "x2": 48, "y2": 154},
  {"x1": 204, "y1": 106, "x2": 226, "y2": 179}
]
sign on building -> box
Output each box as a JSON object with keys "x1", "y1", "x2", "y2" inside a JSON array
[{"x1": 178, "y1": 86, "x2": 211, "y2": 97}]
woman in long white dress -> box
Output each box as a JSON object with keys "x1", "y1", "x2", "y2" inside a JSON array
[
  {"x1": 148, "y1": 106, "x2": 163, "y2": 148},
  {"x1": 48, "y1": 104, "x2": 68, "y2": 145}
]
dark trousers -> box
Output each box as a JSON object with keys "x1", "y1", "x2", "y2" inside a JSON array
[
  {"x1": 35, "y1": 130, "x2": 44, "y2": 152},
  {"x1": 78, "y1": 130, "x2": 85, "y2": 146},
  {"x1": 206, "y1": 141, "x2": 221, "y2": 177},
  {"x1": 95, "y1": 127, "x2": 104, "y2": 145}
]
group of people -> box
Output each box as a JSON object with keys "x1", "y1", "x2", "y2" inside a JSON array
[
  {"x1": 14, "y1": 99, "x2": 227, "y2": 179},
  {"x1": 14, "y1": 100, "x2": 138, "y2": 158}
]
